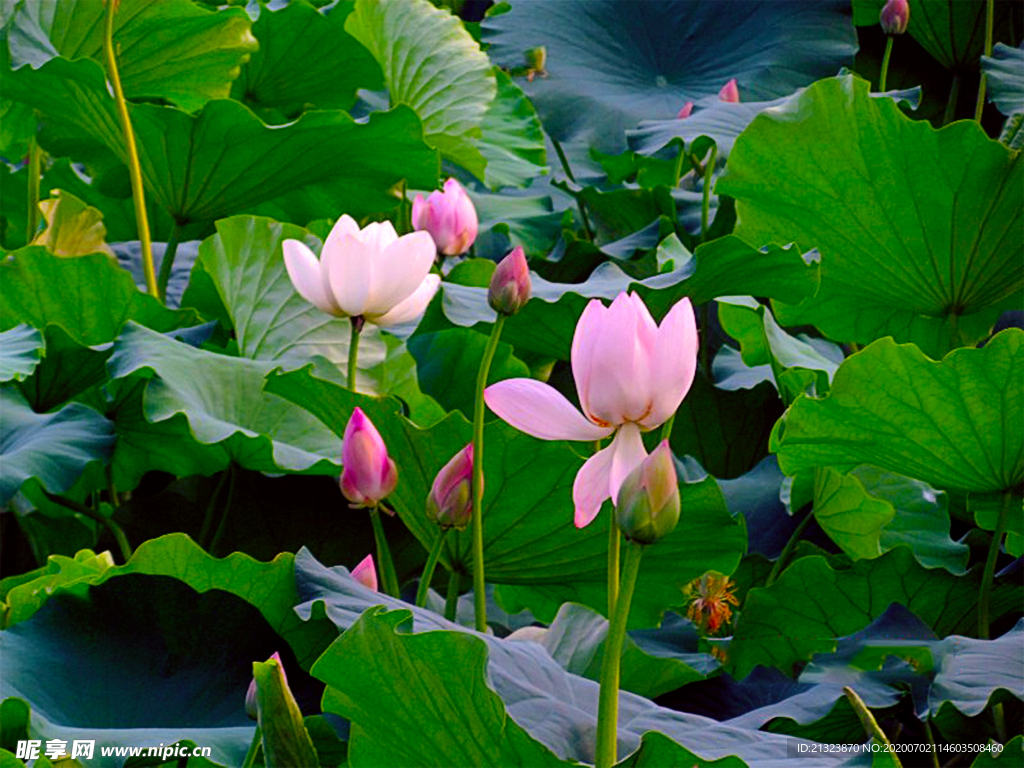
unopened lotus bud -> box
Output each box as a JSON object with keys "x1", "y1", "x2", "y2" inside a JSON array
[
  {"x1": 525, "y1": 46, "x2": 547, "y2": 81},
  {"x1": 426, "y1": 444, "x2": 474, "y2": 531},
  {"x1": 412, "y1": 178, "x2": 478, "y2": 258},
  {"x1": 488, "y1": 246, "x2": 532, "y2": 316},
  {"x1": 677, "y1": 102, "x2": 694, "y2": 119},
  {"x1": 352, "y1": 554, "x2": 378, "y2": 591},
  {"x1": 245, "y1": 651, "x2": 285, "y2": 720},
  {"x1": 880, "y1": 0, "x2": 909, "y2": 35},
  {"x1": 615, "y1": 441, "x2": 680, "y2": 545},
  {"x1": 340, "y1": 408, "x2": 398, "y2": 507},
  {"x1": 718, "y1": 78, "x2": 740, "y2": 103}
]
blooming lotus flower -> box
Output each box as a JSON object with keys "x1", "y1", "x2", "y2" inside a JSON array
[
  {"x1": 485, "y1": 292, "x2": 698, "y2": 528},
  {"x1": 412, "y1": 178, "x2": 478, "y2": 257},
  {"x1": 283, "y1": 215, "x2": 440, "y2": 327},
  {"x1": 352, "y1": 554, "x2": 378, "y2": 591},
  {"x1": 426, "y1": 443, "x2": 474, "y2": 531},
  {"x1": 488, "y1": 246, "x2": 531, "y2": 316},
  {"x1": 880, "y1": 0, "x2": 909, "y2": 35},
  {"x1": 718, "y1": 79, "x2": 740, "y2": 103},
  {"x1": 676, "y1": 102, "x2": 694, "y2": 119},
  {"x1": 245, "y1": 651, "x2": 285, "y2": 720},
  {"x1": 340, "y1": 408, "x2": 398, "y2": 507}
]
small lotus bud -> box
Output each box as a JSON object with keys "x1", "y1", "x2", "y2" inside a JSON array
[
  {"x1": 880, "y1": 0, "x2": 909, "y2": 35},
  {"x1": 352, "y1": 553, "x2": 378, "y2": 591},
  {"x1": 524, "y1": 46, "x2": 548, "y2": 82},
  {"x1": 340, "y1": 408, "x2": 398, "y2": 507},
  {"x1": 488, "y1": 246, "x2": 532, "y2": 316},
  {"x1": 718, "y1": 78, "x2": 740, "y2": 103},
  {"x1": 412, "y1": 178, "x2": 478, "y2": 258},
  {"x1": 615, "y1": 441, "x2": 680, "y2": 545},
  {"x1": 676, "y1": 102, "x2": 694, "y2": 119},
  {"x1": 426, "y1": 444, "x2": 474, "y2": 531},
  {"x1": 245, "y1": 651, "x2": 285, "y2": 720}
]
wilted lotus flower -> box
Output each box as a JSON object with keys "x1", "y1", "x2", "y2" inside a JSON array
[
  {"x1": 245, "y1": 651, "x2": 285, "y2": 720},
  {"x1": 340, "y1": 408, "x2": 398, "y2": 507},
  {"x1": 718, "y1": 78, "x2": 740, "y2": 103},
  {"x1": 880, "y1": 0, "x2": 909, "y2": 34},
  {"x1": 676, "y1": 102, "x2": 694, "y2": 119},
  {"x1": 485, "y1": 292, "x2": 698, "y2": 528},
  {"x1": 283, "y1": 215, "x2": 440, "y2": 327},
  {"x1": 412, "y1": 178, "x2": 478, "y2": 258},
  {"x1": 615, "y1": 441, "x2": 680, "y2": 545},
  {"x1": 352, "y1": 554, "x2": 378, "y2": 591},
  {"x1": 488, "y1": 246, "x2": 532, "y2": 316},
  {"x1": 426, "y1": 444, "x2": 474, "y2": 531}
]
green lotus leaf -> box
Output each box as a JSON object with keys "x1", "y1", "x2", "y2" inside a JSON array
[
  {"x1": 983, "y1": 43, "x2": 1024, "y2": 118},
  {"x1": 346, "y1": 0, "x2": 495, "y2": 178},
  {"x1": 718, "y1": 75, "x2": 1023, "y2": 357},
  {"x1": 7, "y1": 0, "x2": 256, "y2": 112},
  {"x1": 479, "y1": 68, "x2": 548, "y2": 189},
  {"x1": 0, "y1": 325, "x2": 43, "y2": 383}
]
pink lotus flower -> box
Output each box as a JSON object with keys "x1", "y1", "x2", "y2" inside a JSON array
[
  {"x1": 352, "y1": 553, "x2": 378, "y2": 591},
  {"x1": 484, "y1": 292, "x2": 698, "y2": 528},
  {"x1": 283, "y1": 215, "x2": 440, "y2": 327},
  {"x1": 488, "y1": 246, "x2": 532, "y2": 316},
  {"x1": 676, "y1": 102, "x2": 694, "y2": 119},
  {"x1": 880, "y1": 0, "x2": 909, "y2": 35},
  {"x1": 412, "y1": 178, "x2": 479, "y2": 257},
  {"x1": 718, "y1": 79, "x2": 740, "y2": 103},
  {"x1": 427, "y1": 443, "x2": 474, "y2": 531},
  {"x1": 245, "y1": 651, "x2": 285, "y2": 720},
  {"x1": 340, "y1": 408, "x2": 398, "y2": 507}
]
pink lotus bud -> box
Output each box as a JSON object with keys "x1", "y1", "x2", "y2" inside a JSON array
[
  {"x1": 340, "y1": 408, "x2": 398, "y2": 507},
  {"x1": 615, "y1": 441, "x2": 680, "y2": 545},
  {"x1": 676, "y1": 102, "x2": 694, "y2": 119},
  {"x1": 245, "y1": 651, "x2": 285, "y2": 720},
  {"x1": 718, "y1": 79, "x2": 740, "y2": 103},
  {"x1": 426, "y1": 444, "x2": 474, "y2": 531},
  {"x1": 352, "y1": 553, "x2": 378, "y2": 591},
  {"x1": 488, "y1": 246, "x2": 532, "y2": 316},
  {"x1": 880, "y1": 0, "x2": 909, "y2": 35},
  {"x1": 411, "y1": 178, "x2": 478, "y2": 257}
]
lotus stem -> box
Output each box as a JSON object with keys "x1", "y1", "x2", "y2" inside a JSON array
[
  {"x1": 595, "y1": 540, "x2": 644, "y2": 768},
  {"x1": 347, "y1": 315, "x2": 363, "y2": 392},
  {"x1": 445, "y1": 570, "x2": 461, "y2": 623},
  {"x1": 974, "y1": 0, "x2": 995, "y2": 122},
  {"x1": 943, "y1": 75, "x2": 960, "y2": 126},
  {"x1": 370, "y1": 505, "x2": 400, "y2": 598},
  {"x1": 607, "y1": 502, "x2": 620, "y2": 617},
  {"x1": 103, "y1": 0, "x2": 157, "y2": 299},
  {"x1": 766, "y1": 508, "x2": 814, "y2": 586},
  {"x1": 416, "y1": 530, "x2": 448, "y2": 608},
  {"x1": 25, "y1": 132, "x2": 40, "y2": 244},
  {"x1": 844, "y1": 686, "x2": 902, "y2": 766},
  {"x1": 978, "y1": 490, "x2": 1011, "y2": 639},
  {"x1": 700, "y1": 144, "x2": 718, "y2": 244},
  {"x1": 551, "y1": 136, "x2": 595, "y2": 242},
  {"x1": 241, "y1": 726, "x2": 261, "y2": 768},
  {"x1": 157, "y1": 221, "x2": 181, "y2": 303},
  {"x1": 471, "y1": 314, "x2": 506, "y2": 631},
  {"x1": 879, "y1": 36, "x2": 895, "y2": 93},
  {"x1": 43, "y1": 490, "x2": 133, "y2": 564}
]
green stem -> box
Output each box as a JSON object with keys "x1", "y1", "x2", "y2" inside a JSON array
[
  {"x1": 766, "y1": 508, "x2": 814, "y2": 586},
  {"x1": 844, "y1": 687, "x2": 902, "y2": 766},
  {"x1": 923, "y1": 718, "x2": 940, "y2": 768},
  {"x1": 208, "y1": 463, "x2": 238, "y2": 557},
  {"x1": 415, "y1": 530, "x2": 448, "y2": 608},
  {"x1": 595, "y1": 541, "x2": 644, "y2": 768},
  {"x1": 43, "y1": 491, "x2": 133, "y2": 564},
  {"x1": 471, "y1": 314, "x2": 506, "y2": 631},
  {"x1": 370, "y1": 505, "x2": 400, "y2": 598},
  {"x1": 25, "y1": 131, "x2": 40, "y2": 244},
  {"x1": 199, "y1": 469, "x2": 230, "y2": 548},
  {"x1": 978, "y1": 491, "x2": 1011, "y2": 639},
  {"x1": 445, "y1": 570, "x2": 461, "y2": 623},
  {"x1": 347, "y1": 316, "x2": 363, "y2": 392},
  {"x1": 700, "y1": 144, "x2": 718, "y2": 244},
  {"x1": 974, "y1": 0, "x2": 995, "y2": 122},
  {"x1": 241, "y1": 727, "x2": 261, "y2": 768},
  {"x1": 659, "y1": 413, "x2": 676, "y2": 443},
  {"x1": 106, "y1": 466, "x2": 120, "y2": 508},
  {"x1": 156, "y1": 221, "x2": 181, "y2": 303},
  {"x1": 607, "y1": 506, "x2": 620, "y2": 617},
  {"x1": 943, "y1": 75, "x2": 961, "y2": 126},
  {"x1": 551, "y1": 137, "x2": 594, "y2": 242},
  {"x1": 103, "y1": 0, "x2": 157, "y2": 299},
  {"x1": 879, "y1": 36, "x2": 894, "y2": 93}
]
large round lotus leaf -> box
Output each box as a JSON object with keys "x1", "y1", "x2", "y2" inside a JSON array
[{"x1": 482, "y1": 0, "x2": 857, "y2": 152}]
